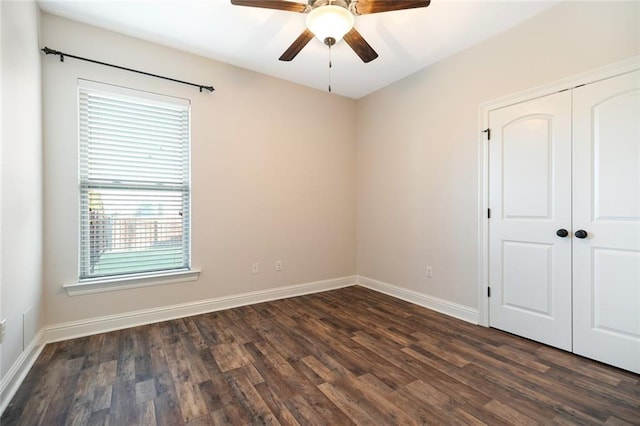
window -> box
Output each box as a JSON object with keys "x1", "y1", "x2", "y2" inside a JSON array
[{"x1": 78, "y1": 81, "x2": 191, "y2": 281}]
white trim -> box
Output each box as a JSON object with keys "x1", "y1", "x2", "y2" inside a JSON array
[
  {"x1": 477, "y1": 98, "x2": 491, "y2": 327},
  {"x1": 63, "y1": 269, "x2": 202, "y2": 296},
  {"x1": 358, "y1": 276, "x2": 479, "y2": 324},
  {"x1": 0, "y1": 330, "x2": 45, "y2": 415},
  {"x1": 47, "y1": 275, "x2": 356, "y2": 343},
  {"x1": 477, "y1": 55, "x2": 640, "y2": 328}
]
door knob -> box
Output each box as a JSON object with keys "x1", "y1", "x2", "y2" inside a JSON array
[
  {"x1": 556, "y1": 229, "x2": 569, "y2": 238},
  {"x1": 575, "y1": 230, "x2": 588, "y2": 239}
]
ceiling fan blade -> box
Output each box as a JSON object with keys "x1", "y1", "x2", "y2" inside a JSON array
[
  {"x1": 230, "y1": 0, "x2": 308, "y2": 13},
  {"x1": 279, "y1": 29, "x2": 314, "y2": 61},
  {"x1": 352, "y1": 0, "x2": 430, "y2": 15},
  {"x1": 343, "y1": 28, "x2": 378, "y2": 63}
]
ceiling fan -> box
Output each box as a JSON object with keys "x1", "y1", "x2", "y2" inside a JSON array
[{"x1": 230, "y1": 0, "x2": 431, "y2": 63}]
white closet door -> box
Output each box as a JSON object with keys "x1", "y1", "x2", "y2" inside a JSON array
[
  {"x1": 489, "y1": 91, "x2": 573, "y2": 351},
  {"x1": 572, "y1": 71, "x2": 640, "y2": 373}
]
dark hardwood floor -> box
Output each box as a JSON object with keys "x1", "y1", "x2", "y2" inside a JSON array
[{"x1": 2, "y1": 286, "x2": 639, "y2": 425}]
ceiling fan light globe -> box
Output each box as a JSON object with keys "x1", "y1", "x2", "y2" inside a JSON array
[{"x1": 305, "y1": 5, "x2": 354, "y2": 43}]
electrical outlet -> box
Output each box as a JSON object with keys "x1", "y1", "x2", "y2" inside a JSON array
[
  {"x1": 426, "y1": 266, "x2": 433, "y2": 278},
  {"x1": 0, "y1": 319, "x2": 6, "y2": 343},
  {"x1": 275, "y1": 260, "x2": 283, "y2": 272},
  {"x1": 252, "y1": 263, "x2": 259, "y2": 274}
]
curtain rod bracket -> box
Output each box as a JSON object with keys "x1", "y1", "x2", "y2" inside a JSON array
[{"x1": 40, "y1": 46, "x2": 214, "y2": 93}]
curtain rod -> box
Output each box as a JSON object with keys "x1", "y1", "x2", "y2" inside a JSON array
[{"x1": 41, "y1": 47, "x2": 215, "y2": 93}]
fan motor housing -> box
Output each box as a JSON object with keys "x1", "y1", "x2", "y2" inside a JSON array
[{"x1": 309, "y1": 0, "x2": 351, "y2": 11}]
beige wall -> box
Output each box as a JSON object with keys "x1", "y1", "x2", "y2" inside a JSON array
[
  {"x1": 1, "y1": 1, "x2": 44, "y2": 377},
  {"x1": 356, "y1": 1, "x2": 640, "y2": 309},
  {"x1": 13, "y1": 0, "x2": 640, "y2": 337},
  {"x1": 42, "y1": 14, "x2": 357, "y2": 325}
]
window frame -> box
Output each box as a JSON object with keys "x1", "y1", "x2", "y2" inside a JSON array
[{"x1": 72, "y1": 79, "x2": 197, "y2": 292}]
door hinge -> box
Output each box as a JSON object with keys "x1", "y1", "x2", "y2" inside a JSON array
[
  {"x1": 487, "y1": 208, "x2": 491, "y2": 219},
  {"x1": 482, "y1": 128, "x2": 491, "y2": 140},
  {"x1": 487, "y1": 287, "x2": 491, "y2": 297}
]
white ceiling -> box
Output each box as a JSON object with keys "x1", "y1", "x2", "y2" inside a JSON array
[{"x1": 38, "y1": 0, "x2": 560, "y2": 98}]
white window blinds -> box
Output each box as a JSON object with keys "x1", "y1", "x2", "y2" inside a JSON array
[{"x1": 79, "y1": 81, "x2": 191, "y2": 280}]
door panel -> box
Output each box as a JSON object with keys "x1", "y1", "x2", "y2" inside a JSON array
[
  {"x1": 502, "y1": 117, "x2": 552, "y2": 219},
  {"x1": 572, "y1": 71, "x2": 640, "y2": 373},
  {"x1": 592, "y1": 89, "x2": 640, "y2": 220},
  {"x1": 489, "y1": 91, "x2": 572, "y2": 351},
  {"x1": 502, "y1": 241, "x2": 553, "y2": 316},
  {"x1": 592, "y1": 249, "x2": 640, "y2": 338}
]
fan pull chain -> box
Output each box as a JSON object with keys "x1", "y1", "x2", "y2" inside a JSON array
[{"x1": 328, "y1": 42, "x2": 332, "y2": 93}]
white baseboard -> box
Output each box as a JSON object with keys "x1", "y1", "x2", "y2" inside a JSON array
[
  {"x1": 0, "y1": 330, "x2": 46, "y2": 415},
  {"x1": 358, "y1": 276, "x2": 479, "y2": 324},
  {"x1": 43, "y1": 275, "x2": 357, "y2": 344}
]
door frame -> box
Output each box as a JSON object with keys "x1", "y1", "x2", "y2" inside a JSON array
[{"x1": 476, "y1": 55, "x2": 640, "y2": 327}]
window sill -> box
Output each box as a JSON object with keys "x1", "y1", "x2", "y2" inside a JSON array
[{"x1": 63, "y1": 269, "x2": 201, "y2": 296}]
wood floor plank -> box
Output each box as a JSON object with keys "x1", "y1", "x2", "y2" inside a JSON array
[
  {"x1": 408, "y1": 336, "x2": 472, "y2": 368},
  {"x1": 252, "y1": 341, "x2": 349, "y2": 424},
  {"x1": 95, "y1": 360, "x2": 117, "y2": 388},
  {"x1": 385, "y1": 381, "x2": 461, "y2": 424},
  {"x1": 153, "y1": 393, "x2": 185, "y2": 426},
  {"x1": 207, "y1": 366, "x2": 252, "y2": 424},
  {"x1": 115, "y1": 330, "x2": 136, "y2": 382},
  {"x1": 289, "y1": 358, "x2": 325, "y2": 386},
  {"x1": 483, "y1": 399, "x2": 538, "y2": 426},
  {"x1": 283, "y1": 394, "x2": 344, "y2": 426},
  {"x1": 301, "y1": 355, "x2": 340, "y2": 383},
  {"x1": 209, "y1": 408, "x2": 229, "y2": 425},
  {"x1": 2, "y1": 286, "x2": 638, "y2": 425},
  {"x1": 210, "y1": 343, "x2": 254, "y2": 372},
  {"x1": 108, "y1": 379, "x2": 138, "y2": 425},
  {"x1": 91, "y1": 385, "x2": 112, "y2": 412},
  {"x1": 65, "y1": 368, "x2": 96, "y2": 426},
  {"x1": 316, "y1": 382, "x2": 381, "y2": 424},
  {"x1": 138, "y1": 399, "x2": 158, "y2": 425},
  {"x1": 39, "y1": 358, "x2": 83, "y2": 425},
  {"x1": 136, "y1": 379, "x2": 158, "y2": 403},
  {"x1": 223, "y1": 369, "x2": 278, "y2": 425},
  {"x1": 86, "y1": 408, "x2": 109, "y2": 426},
  {"x1": 133, "y1": 327, "x2": 154, "y2": 384},
  {"x1": 346, "y1": 375, "x2": 418, "y2": 425},
  {"x1": 253, "y1": 382, "x2": 301, "y2": 426}
]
